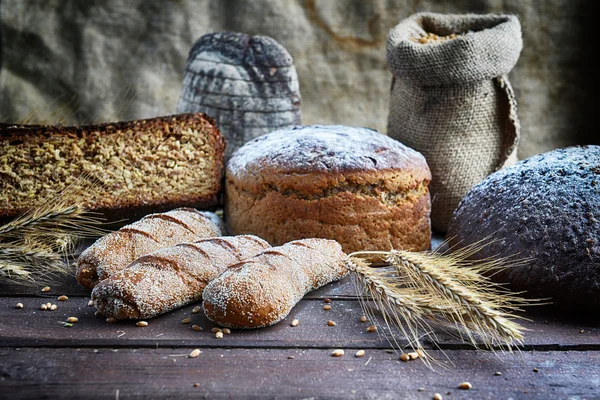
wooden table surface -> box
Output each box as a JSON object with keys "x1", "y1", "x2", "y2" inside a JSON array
[{"x1": 1, "y1": 238, "x2": 599, "y2": 400}]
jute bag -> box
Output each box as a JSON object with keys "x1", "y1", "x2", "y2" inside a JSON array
[{"x1": 386, "y1": 13, "x2": 522, "y2": 232}]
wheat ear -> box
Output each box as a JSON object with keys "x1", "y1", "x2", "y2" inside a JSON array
[
  {"x1": 350, "y1": 248, "x2": 538, "y2": 352},
  {"x1": 390, "y1": 250, "x2": 526, "y2": 349},
  {"x1": 0, "y1": 175, "x2": 110, "y2": 284}
]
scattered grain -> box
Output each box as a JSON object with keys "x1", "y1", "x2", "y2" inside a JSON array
[
  {"x1": 88, "y1": 300, "x2": 95, "y2": 307},
  {"x1": 136, "y1": 321, "x2": 149, "y2": 327},
  {"x1": 106, "y1": 317, "x2": 117, "y2": 323},
  {"x1": 181, "y1": 317, "x2": 192, "y2": 324},
  {"x1": 222, "y1": 328, "x2": 231, "y2": 335},
  {"x1": 533, "y1": 368, "x2": 539, "y2": 373},
  {"x1": 40, "y1": 304, "x2": 48, "y2": 311},
  {"x1": 192, "y1": 325, "x2": 202, "y2": 331},
  {"x1": 191, "y1": 306, "x2": 201, "y2": 314},
  {"x1": 57, "y1": 295, "x2": 68, "y2": 301},
  {"x1": 327, "y1": 320, "x2": 336, "y2": 326},
  {"x1": 50, "y1": 304, "x2": 57, "y2": 311},
  {"x1": 41, "y1": 286, "x2": 50, "y2": 293},
  {"x1": 323, "y1": 305, "x2": 331, "y2": 311},
  {"x1": 367, "y1": 325, "x2": 377, "y2": 333},
  {"x1": 287, "y1": 356, "x2": 295, "y2": 359},
  {"x1": 193, "y1": 383, "x2": 200, "y2": 388},
  {"x1": 67, "y1": 317, "x2": 78, "y2": 323},
  {"x1": 360, "y1": 316, "x2": 367, "y2": 323},
  {"x1": 189, "y1": 349, "x2": 201, "y2": 358},
  {"x1": 211, "y1": 327, "x2": 222, "y2": 333},
  {"x1": 46, "y1": 302, "x2": 52, "y2": 309},
  {"x1": 331, "y1": 349, "x2": 344, "y2": 357},
  {"x1": 418, "y1": 387, "x2": 426, "y2": 392},
  {"x1": 94, "y1": 311, "x2": 101, "y2": 317},
  {"x1": 355, "y1": 350, "x2": 365, "y2": 358},
  {"x1": 290, "y1": 319, "x2": 300, "y2": 327},
  {"x1": 215, "y1": 331, "x2": 224, "y2": 339},
  {"x1": 15, "y1": 303, "x2": 23, "y2": 309},
  {"x1": 458, "y1": 382, "x2": 472, "y2": 390},
  {"x1": 408, "y1": 352, "x2": 419, "y2": 360},
  {"x1": 400, "y1": 353, "x2": 410, "y2": 362},
  {"x1": 494, "y1": 372, "x2": 502, "y2": 376},
  {"x1": 324, "y1": 298, "x2": 332, "y2": 303},
  {"x1": 433, "y1": 393, "x2": 443, "y2": 400}
]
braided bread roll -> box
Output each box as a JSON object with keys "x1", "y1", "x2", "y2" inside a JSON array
[
  {"x1": 202, "y1": 238, "x2": 349, "y2": 328},
  {"x1": 76, "y1": 208, "x2": 224, "y2": 289},
  {"x1": 92, "y1": 235, "x2": 270, "y2": 320}
]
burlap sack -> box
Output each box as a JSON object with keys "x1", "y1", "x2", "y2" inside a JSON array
[{"x1": 386, "y1": 13, "x2": 522, "y2": 232}]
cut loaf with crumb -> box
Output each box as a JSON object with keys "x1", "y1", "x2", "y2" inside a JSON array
[{"x1": 0, "y1": 113, "x2": 225, "y2": 220}]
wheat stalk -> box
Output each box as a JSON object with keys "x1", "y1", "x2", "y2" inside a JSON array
[
  {"x1": 0, "y1": 176, "x2": 110, "y2": 284},
  {"x1": 349, "y1": 246, "x2": 543, "y2": 355}
]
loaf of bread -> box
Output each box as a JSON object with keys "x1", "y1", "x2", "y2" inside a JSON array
[
  {"x1": 448, "y1": 145, "x2": 600, "y2": 311},
  {"x1": 0, "y1": 113, "x2": 225, "y2": 220},
  {"x1": 202, "y1": 238, "x2": 348, "y2": 328},
  {"x1": 225, "y1": 125, "x2": 432, "y2": 255},
  {"x1": 76, "y1": 208, "x2": 223, "y2": 289},
  {"x1": 92, "y1": 235, "x2": 270, "y2": 320},
  {"x1": 177, "y1": 31, "x2": 302, "y2": 159}
]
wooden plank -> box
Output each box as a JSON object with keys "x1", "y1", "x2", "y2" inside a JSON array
[
  {"x1": 0, "y1": 347, "x2": 597, "y2": 400},
  {"x1": 1, "y1": 297, "x2": 598, "y2": 350}
]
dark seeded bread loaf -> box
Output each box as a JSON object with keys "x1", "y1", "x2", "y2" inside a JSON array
[
  {"x1": 448, "y1": 145, "x2": 600, "y2": 312},
  {"x1": 225, "y1": 125, "x2": 432, "y2": 254},
  {"x1": 0, "y1": 113, "x2": 225, "y2": 220}
]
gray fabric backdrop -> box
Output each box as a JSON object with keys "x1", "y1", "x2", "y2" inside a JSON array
[{"x1": 0, "y1": 0, "x2": 597, "y2": 159}]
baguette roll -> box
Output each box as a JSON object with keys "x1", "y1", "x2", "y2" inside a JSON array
[
  {"x1": 77, "y1": 208, "x2": 223, "y2": 289},
  {"x1": 202, "y1": 238, "x2": 348, "y2": 328},
  {"x1": 92, "y1": 235, "x2": 270, "y2": 320}
]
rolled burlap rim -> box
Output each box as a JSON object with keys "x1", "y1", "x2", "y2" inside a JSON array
[{"x1": 386, "y1": 12, "x2": 522, "y2": 232}]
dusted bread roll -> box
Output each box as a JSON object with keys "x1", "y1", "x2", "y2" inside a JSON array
[
  {"x1": 448, "y1": 145, "x2": 600, "y2": 311},
  {"x1": 92, "y1": 235, "x2": 270, "y2": 320},
  {"x1": 225, "y1": 125, "x2": 432, "y2": 254},
  {"x1": 76, "y1": 208, "x2": 223, "y2": 289},
  {"x1": 203, "y1": 238, "x2": 348, "y2": 328}
]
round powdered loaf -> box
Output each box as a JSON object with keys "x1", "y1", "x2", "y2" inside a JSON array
[
  {"x1": 202, "y1": 238, "x2": 348, "y2": 328},
  {"x1": 225, "y1": 125, "x2": 432, "y2": 254},
  {"x1": 76, "y1": 208, "x2": 223, "y2": 289},
  {"x1": 448, "y1": 146, "x2": 600, "y2": 311}
]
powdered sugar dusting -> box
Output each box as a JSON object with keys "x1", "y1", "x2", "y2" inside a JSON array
[
  {"x1": 92, "y1": 235, "x2": 270, "y2": 319},
  {"x1": 227, "y1": 125, "x2": 428, "y2": 179},
  {"x1": 202, "y1": 238, "x2": 349, "y2": 328},
  {"x1": 76, "y1": 208, "x2": 224, "y2": 288}
]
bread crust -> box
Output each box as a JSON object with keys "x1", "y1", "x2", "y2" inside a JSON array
[
  {"x1": 202, "y1": 238, "x2": 348, "y2": 328},
  {"x1": 76, "y1": 208, "x2": 223, "y2": 289},
  {"x1": 92, "y1": 235, "x2": 270, "y2": 320},
  {"x1": 225, "y1": 125, "x2": 432, "y2": 253}
]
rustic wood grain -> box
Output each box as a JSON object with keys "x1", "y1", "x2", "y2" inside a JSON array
[
  {"x1": 1, "y1": 297, "x2": 598, "y2": 350},
  {"x1": 1, "y1": 347, "x2": 598, "y2": 400}
]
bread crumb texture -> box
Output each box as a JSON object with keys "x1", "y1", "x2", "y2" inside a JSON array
[
  {"x1": 0, "y1": 113, "x2": 224, "y2": 217},
  {"x1": 225, "y1": 125, "x2": 432, "y2": 253}
]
